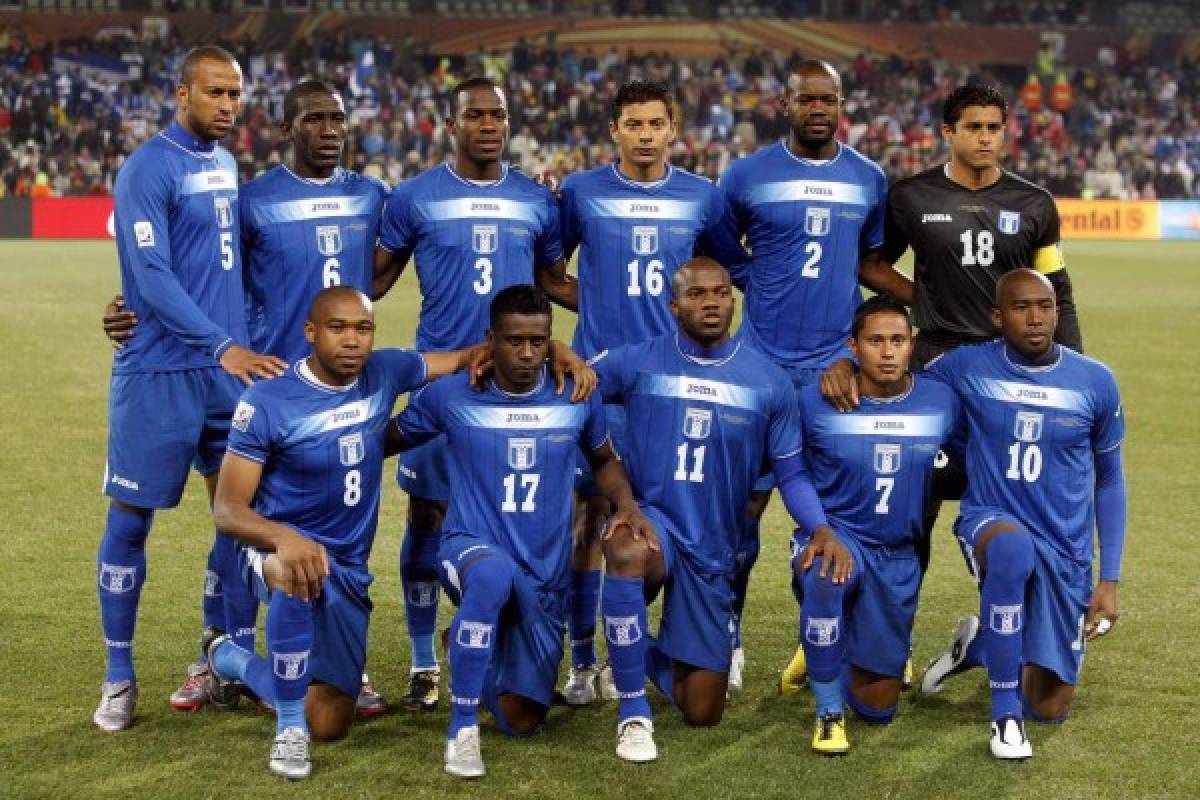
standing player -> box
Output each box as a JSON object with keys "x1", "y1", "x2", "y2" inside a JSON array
[
  {"x1": 791, "y1": 295, "x2": 959, "y2": 755},
  {"x1": 921, "y1": 270, "x2": 1125, "y2": 759},
  {"x1": 373, "y1": 77, "x2": 569, "y2": 712},
  {"x1": 718, "y1": 60, "x2": 888, "y2": 693},
  {"x1": 555, "y1": 80, "x2": 749, "y2": 703},
  {"x1": 594, "y1": 258, "x2": 848, "y2": 763},
  {"x1": 93, "y1": 46, "x2": 287, "y2": 733},
  {"x1": 390, "y1": 285, "x2": 650, "y2": 778},
  {"x1": 206, "y1": 287, "x2": 489, "y2": 779}
]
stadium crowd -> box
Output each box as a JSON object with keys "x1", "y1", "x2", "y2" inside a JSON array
[{"x1": 1, "y1": 22, "x2": 1197, "y2": 199}]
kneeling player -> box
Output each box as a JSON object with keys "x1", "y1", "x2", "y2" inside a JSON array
[
  {"x1": 593, "y1": 258, "x2": 845, "y2": 762},
  {"x1": 390, "y1": 286, "x2": 650, "y2": 779},
  {"x1": 921, "y1": 270, "x2": 1126, "y2": 759},
  {"x1": 792, "y1": 295, "x2": 959, "y2": 754}
]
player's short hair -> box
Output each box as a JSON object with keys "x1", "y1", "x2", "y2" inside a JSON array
[
  {"x1": 179, "y1": 45, "x2": 240, "y2": 87},
  {"x1": 610, "y1": 80, "x2": 676, "y2": 123},
  {"x1": 490, "y1": 284, "x2": 551, "y2": 328},
  {"x1": 943, "y1": 84, "x2": 1008, "y2": 128},
  {"x1": 851, "y1": 294, "x2": 913, "y2": 338},
  {"x1": 448, "y1": 77, "x2": 502, "y2": 115},
  {"x1": 787, "y1": 59, "x2": 842, "y2": 92},
  {"x1": 282, "y1": 80, "x2": 341, "y2": 126}
]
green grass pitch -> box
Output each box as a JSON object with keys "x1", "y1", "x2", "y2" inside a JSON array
[{"x1": 0, "y1": 240, "x2": 1196, "y2": 798}]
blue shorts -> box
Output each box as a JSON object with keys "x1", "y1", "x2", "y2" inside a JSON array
[
  {"x1": 955, "y1": 508, "x2": 1091, "y2": 685},
  {"x1": 648, "y1": 505, "x2": 736, "y2": 674},
  {"x1": 397, "y1": 433, "x2": 451, "y2": 502},
  {"x1": 575, "y1": 404, "x2": 627, "y2": 496},
  {"x1": 239, "y1": 546, "x2": 373, "y2": 699},
  {"x1": 753, "y1": 365, "x2": 823, "y2": 492},
  {"x1": 790, "y1": 533, "x2": 920, "y2": 679},
  {"x1": 438, "y1": 532, "x2": 567, "y2": 709},
  {"x1": 105, "y1": 367, "x2": 242, "y2": 508}
]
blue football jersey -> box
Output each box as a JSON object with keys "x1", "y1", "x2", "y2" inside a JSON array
[
  {"x1": 799, "y1": 377, "x2": 960, "y2": 548},
  {"x1": 393, "y1": 367, "x2": 608, "y2": 593},
  {"x1": 226, "y1": 349, "x2": 427, "y2": 568},
  {"x1": 719, "y1": 141, "x2": 888, "y2": 369},
  {"x1": 112, "y1": 121, "x2": 248, "y2": 373},
  {"x1": 593, "y1": 332, "x2": 801, "y2": 574},
  {"x1": 379, "y1": 163, "x2": 562, "y2": 351},
  {"x1": 926, "y1": 341, "x2": 1125, "y2": 566},
  {"x1": 241, "y1": 166, "x2": 390, "y2": 361},
  {"x1": 561, "y1": 163, "x2": 748, "y2": 359}
]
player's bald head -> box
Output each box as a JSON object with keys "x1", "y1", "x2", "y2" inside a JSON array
[
  {"x1": 672, "y1": 256, "x2": 732, "y2": 298},
  {"x1": 995, "y1": 268, "x2": 1054, "y2": 308},
  {"x1": 309, "y1": 286, "x2": 373, "y2": 323},
  {"x1": 787, "y1": 60, "x2": 841, "y2": 92},
  {"x1": 179, "y1": 45, "x2": 240, "y2": 88}
]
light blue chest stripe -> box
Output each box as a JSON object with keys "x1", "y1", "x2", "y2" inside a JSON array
[
  {"x1": 582, "y1": 197, "x2": 701, "y2": 222},
  {"x1": 181, "y1": 169, "x2": 237, "y2": 196},
  {"x1": 423, "y1": 197, "x2": 540, "y2": 225},
  {"x1": 814, "y1": 413, "x2": 948, "y2": 438},
  {"x1": 449, "y1": 404, "x2": 588, "y2": 430},
  {"x1": 633, "y1": 373, "x2": 765, "y2": 414},
  {"x1": 964, "y1": 376, "x2": 1087, "y2": 412},
  {"x1": 747, "y1": 179, "x2": 868, "y2": 207},
  {"x1": 255, "y1": 194, "x2": 378, "y2": 224},
  {"x1": 282, "y1": 390, "x2": 389, "y2": 446}
]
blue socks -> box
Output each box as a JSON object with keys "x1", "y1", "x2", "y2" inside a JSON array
[
  {"x1": 401, "y1": 523, "x2": 441, "y2": 672},
  {"x1": 603, "y1": 575, "x2": 652, "y2": 721},
  {"x1": 568, "y1": 568, "x2": 602, "y2": 668},
  {"x1": 98, "y1": 504, "x2": 153, "y2": 682},
  {"x1": 201, "y1": 544, "x2": 224, "y2": 646},
  {"x1": 212, "y1": 532, "x2": 258, "y2": 655},
  {"x1": 731, "y1": 519, "x2": 761, "y2": 650},
  {"x1": 448, "y1": 556, "x2": 513, "y2": 739},
  {"x1": 980, "y1": 532, "x2": 1035, "y2": 721},
  {"x1": 267, "y1": 592, "x2": 314, "y2": 734},
  {"x1": 800, "y1": 559, "x2": 852, "y2": 717}
]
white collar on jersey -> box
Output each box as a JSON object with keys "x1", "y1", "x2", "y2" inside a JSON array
[
  {"x1": 1003, "y1": 342, "x2": 1063, "y2": 373},
  {"x1": 283, "y1": 165, "x2": 340, "y2": 186},
  {"x1": 610, "y1": 161, "x2": 673, "y2": 190},
  {"x1": 445, "y1": 161, "x2": 510, "y2": 188},
  {"x1": 297, "y1": 359, "x2": 358, "y2": 392},
  {"x1": 780, "y1": 139, "x2": 842, "y2": 168},
  {"x1": 860, "y1": 373, "x2": 915, "y2": 404},
  {"x1": 674, "y1": 332, "x2": 740, "y2": 366},
  {"x1": 490, "y1": 364, "x2": 547, "y2": 398}
]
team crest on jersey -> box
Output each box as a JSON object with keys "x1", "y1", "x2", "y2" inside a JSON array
[
  {"x1": 472, "y1": 224, "x2": 498, "y2": 255},
  {"x1": 805, "y1": 206, "x2": 832, "y2": 237},
  {"x1": 1013, "y1": 411, "x2": 1044, "y2": 443},
  {"x1": 605, "y1": 615, "x2": 643, "y2": 646},
  {"x1": 99, "y1": 563, "x2": 137, "y2": 594},
  {"x1": 338, "y1": 432, "x2": 365, "y2": 466},
  {"x1": 682, "y1": 407, "x2": 713, "y2": 440},
  {"x1": 507, "y1": 437, "x2": 536, "y2": 470},
  {"x1": 232, "y1": 401, "x2": 256, "y2": 432},
  {"x1": 873, "y1": 443, "x2": 902, "y2": 475},
  {"x1": 457, "y1": 621, "x2": 493, "y2": 649},
  {"x1": 805, "y1": 617, "x2": 840, "y2": 646},
  {"x1": 316, "y1": 224, "x2": 343, "y2": 256},
  {"x1": 632, "y1": 225, "x2": 659, "y2": 255},
  {"x1": 990, "y1": 604, "x2": 1023, "y2": 635},
  {"x1": 274, "y1": 650, "x2": 310, "y2": 680},
  {"x1": 213, "y1": 196, "x2": 233, "y2": 229},
  {"x1": 998, "y1": 210, "x2": 1021, "y2": 235}
]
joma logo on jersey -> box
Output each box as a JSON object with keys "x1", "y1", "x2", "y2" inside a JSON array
[
  {"x1": 874, "y1": 443, "x2": 902, "y2": 475},
  {"x1": 457, "y1": 621, "x2": 493, "y2": 649},
  {"x1": 1013, "y1": 411, "x2": 1044, "y2": 443},
  {"x1": 213, "y1": 196, "x2": 233, "y2": 229},
  {"x1": 686, "y1": 383, "x2": 717, "y2": 397},
  {"x1": 805, "y1": 617, "x2": 839, "y2": 646},
  {"x1": 921, "y1": 213, "x2": 953, "y2": 223},
  {"x1": 629, "y1": 203, "x2": 659, "y2": 214},
  {"x1": 805, "y1": 207, "x2": 831, "y2": 236},
  {"x1": 507, "y1": 437, "x2": 536, "y2": 470},
  {"x1": 472, "y1": 224, "x2": 498, "y2": 254},
  {"x1": 632, "y1": 225, "x2": 659, "y2": 255},
  {"x1": 804, "y1": 186, "x2": 833, "y2": 196},
  {"x1": 990, "y1": 604, "x2": 1023, "y2": 635},
  {"x1": 998, "y1": 210, "x2": 1021, "y2": 235},
  {"x1": 316, "y1": 224, "x2": 342, "y2": 256},
  {"x1": 471, "y1": 202, "x2": 500, "y2": 212},
  {"x1": 331, "y1": 408, "x2": 363, "y2": 424},
  {"x1": 1014, "y1": 388, "x2": 1048, "y2": 402},
  {"x1": 310, "y1": 201, "x2": 341, "y2": 213},
  {"x1": 683, "y1": 407, "x2": 713, "y2": 440},
  {"x1": 274, "y1": 650, "x2": 310, "y2": 680},
  {"x1": 99, "y1": 563, "x2": 137, "y2": 594},
  {"x1": 507, "y1": 412, "x2": 540, "y2": 424},
  {"x1": 605, "y1": 615, "x2": 643, "y2": 646},
  {"x1": 873, "y1": 420, "x2": 905, "y2": 431},
  {"x1": 338, "y1": 432, "x2": 365, "y2": 466}
]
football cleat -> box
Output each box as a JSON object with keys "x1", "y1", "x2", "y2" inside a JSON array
[
  {"x1": 93, "y1": 680, "x2": 137, "y2": 732},
  {"x1": 356, "y1": 674, "x2": 388, "y2": 719},
  {"x1": 169, "y1": 662, "x2": 210, "y2": 711},
  {"x1": 811, "y1": 713, "x2": 850, "y2": 756},
  {"x1": 902, "y1": 655, "x2": 914, "y2": 691},
  {"x1": 616, "y1": 716, "x2": 657, "y2": 763},
  {"x1": 780, "y1": 646, "x2": 808, "y2": 695},
  {"x1": 562, "y1": 664, "x2": 600, "y2": 706},
  {"x1": 920, "y1": 615, "x2": 981, "y2": 694},
  {"x1": 401, "y1": 669, "x2": 440, "y2": 712},
  {"x1": 727, "y1": 647, "x2": 745, "y2": 696},
  {"x1": 598, "y1": 663, "x2": 618, "y2": 701},
  {"x1": 202, "y1": 629, "x2": 242, "y2": 711},
  {"x1": 444, "y1": 725, "x2": 485, "y2": 778},
  {"x1": 990, "y1": 716, "x2": 1033, "y2": 760},
  {"x1": 269, "y1": 726, "x2": 313, "y2": 780}
]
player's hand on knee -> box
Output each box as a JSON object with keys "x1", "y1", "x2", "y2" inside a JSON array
[
  {"x1": 800, "y1": 525, "x2": 852, "y2": 584},
  {"x1": 820, "y1": 359, "x2": 859, "y2": 412},
  {"x1": 605, "y1": 505, "x2": 660, "y2": 553},
  {"x1": 1085, "y1": 579, "x2": 1119, "y2": 641},
  {"x1": 274, "y1": 531, "x2": 330, "y2": 602},
  {"x1": 102, "y1": 294, "x2": 137, "y2": 349},
  {"x1": 548, "y1": 341, "x2": 597, "y2": 402},
  {"x1": 220, "y1": 345, "x2": 288, "y2": 385}
]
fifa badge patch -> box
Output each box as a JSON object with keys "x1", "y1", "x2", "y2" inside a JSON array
[
  {"x1": 632, "y1": 225, "x2": 659, "y2": 255},
  {"x1": 805, "y1": 206, "x2": 832, "y2": 236},
  {"x1": 316, "y1": 224, "x2": 343, "y2": 256},
  {"x1": 133, "y1": 221, "x2": 155, "y2": 248},
  {"x1": 232, "y1": 401, "x2": 256, "y2": 432},
  {"x1": 998, "y1": 210, "x2": 1021, "y2": 235}
]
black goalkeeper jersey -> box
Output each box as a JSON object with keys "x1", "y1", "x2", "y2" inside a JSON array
[{"x1": 882, "y1": 165, "x2": 1081, "y2": 352}]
